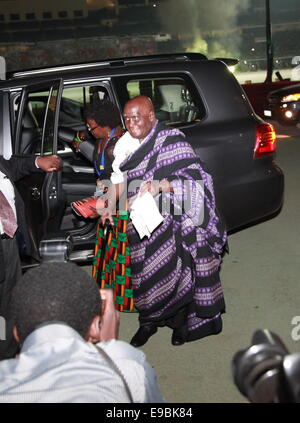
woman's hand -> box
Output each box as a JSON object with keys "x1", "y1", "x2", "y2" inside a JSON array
[
  {"x1": 71, "y1": 131, "x2": 86, "y2": 153},
  {"x1": 100, "y1": 211, "x2": 114, "y2": 226},
  {"x1": 87, "y1": 198, "x2": 106, "y2": 219},
  {"x1": 71, "y1": 140, "x2": 81, "y2": 153},
  {"x1": 86, "y1": 198, "x2": 114, "y2": 224}
]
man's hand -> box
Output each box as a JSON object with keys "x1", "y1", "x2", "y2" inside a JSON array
[
  {"x1": 140, "y1": 179, "x2": 171, "y2": 196},
  {"x1": 36, "y1": 155, "x2": 62, "y2": 172},
  {"x1": 99, "y1": 289, "x2": 120, "y2": 341}
]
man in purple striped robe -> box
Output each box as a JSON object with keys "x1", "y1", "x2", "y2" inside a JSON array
[{"x1": 120, "y1": 95, "x2": 227, "y2": 347}]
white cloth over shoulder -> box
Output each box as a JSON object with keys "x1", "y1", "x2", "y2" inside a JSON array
[
  {"x1": 130, "y1": 191, "x2": 164, "y2": 240},
  {"x1": 110, "y1": 131, "x2": 140, "y2": 184}
]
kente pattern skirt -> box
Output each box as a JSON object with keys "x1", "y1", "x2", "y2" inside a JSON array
[{"x1": 92, "y1": 211, "x2": 136, "y2": 312}]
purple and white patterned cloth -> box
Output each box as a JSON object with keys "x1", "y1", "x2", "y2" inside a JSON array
[{"x1": 120, "y1": 122, "x2": 227, "y2": 342}]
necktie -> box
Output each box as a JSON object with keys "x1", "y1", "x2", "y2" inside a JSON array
[{"x1": 0, "y1": 190, "x2": 18, "y2": 238}]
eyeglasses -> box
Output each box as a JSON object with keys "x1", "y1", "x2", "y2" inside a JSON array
[
  {"x1": 123, "y1": 115, "x2": 142, "y2": 124},
  {"x1": 86, "y1": 124, "x2": 99, "y2": 132}
]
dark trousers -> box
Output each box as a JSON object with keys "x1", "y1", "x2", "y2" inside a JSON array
[
  {"x1": 139, "y1": 306, "x2": 188, "y2": 330},
  {"x1": 0, "y1": 237, "x2": 22, "y2": 360}
]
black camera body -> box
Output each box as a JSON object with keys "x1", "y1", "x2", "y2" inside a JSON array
[{"x1": 232, "y1": 329, "x2": 300, "y2": 403}]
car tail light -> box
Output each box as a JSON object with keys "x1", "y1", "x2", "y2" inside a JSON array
[{"x1": 254, "y1": 123, "x2": 277, "y2": 158}]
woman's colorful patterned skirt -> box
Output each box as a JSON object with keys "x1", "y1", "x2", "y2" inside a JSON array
[{"x1": 92, "y1": 211, "x2": 136, "y2": 312}]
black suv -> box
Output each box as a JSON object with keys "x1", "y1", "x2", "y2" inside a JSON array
[{"x1": 0, "y1": 53, "x2": 284, "y2": 267}]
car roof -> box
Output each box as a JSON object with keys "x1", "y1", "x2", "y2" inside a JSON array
[
  {"x1": 9, "y1": 52, "x2": 208, "y2": 80},
  {"x1": 6, "y1": 52, "x2": 238, "y2": 81}
]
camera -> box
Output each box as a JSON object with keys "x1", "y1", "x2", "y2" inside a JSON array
[{"x1": 232, "y1": 329, "x2": 300, "y2": 403}]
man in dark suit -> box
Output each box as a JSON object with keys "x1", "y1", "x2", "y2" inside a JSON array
[{"x1": 0, "y1": 154, "x2": 61, "y2": 359}]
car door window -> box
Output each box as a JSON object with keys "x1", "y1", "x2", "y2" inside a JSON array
[
  {"x1": 115, "y1": 74, "x2": 205, "y2": 126},
  {"x1": 59, "y1": 84, "x2": 110, "y2": 128},
  {"x1": 15, "y1": 82, "x2": 110, "y2": 155},
  {"x1": 42, "y1": 86, "x2": 60, "y2": 155},
  {"x1": 14, "y1": 80, "x2": 62, "y2": 156}
]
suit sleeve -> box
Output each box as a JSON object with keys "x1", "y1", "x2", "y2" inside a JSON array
[{"x1": 4, "y1": 156, "x2": 40, "y2": 182}]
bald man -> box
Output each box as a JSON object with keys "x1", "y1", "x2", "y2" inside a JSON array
[
  {"x1": 123, "y1": 96, "x2": 156, "y2": 142},
  {"x1": 107, "y1": 95, "x2": 227, "y2": 347}
]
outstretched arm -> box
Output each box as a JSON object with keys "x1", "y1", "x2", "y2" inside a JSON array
[
  {"x1": 2, "y1": 154, "x2": 61, "y2": 182},
  {"x1": 36, "y1": 155, "x2": 62, "y2": 172}
]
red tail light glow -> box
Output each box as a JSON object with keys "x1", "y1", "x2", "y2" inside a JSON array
[{"x1": 254, "y1": 123, "x2": 277, "y2": 158}]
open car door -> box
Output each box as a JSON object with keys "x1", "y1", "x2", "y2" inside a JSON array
[{"x1": 14, "y1": 79, "x2": 64, "y2": 262}]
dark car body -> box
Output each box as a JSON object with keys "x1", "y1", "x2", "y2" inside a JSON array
[
  {"x1": 0, "y1": 53, "x2": 284, "y2": 267},
  {"x1": 263, "y1": 83, "x2": 300, "y2": 125}
]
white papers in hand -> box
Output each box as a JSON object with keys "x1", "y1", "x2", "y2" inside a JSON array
[{"x1": 130, "y1": 191, "x2": 164, "y2": 239}]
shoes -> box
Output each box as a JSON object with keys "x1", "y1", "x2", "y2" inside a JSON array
[
  {"x1": 171, "y1": 326, "x2": 186, "y2": 346},
  {"x1": 130, "y1": 324, "x2": 157, "y2": 347}
]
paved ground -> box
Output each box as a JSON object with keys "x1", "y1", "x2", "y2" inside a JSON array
[{"x1": 85, "y1": 126, "x2": 300, "y2": 403}]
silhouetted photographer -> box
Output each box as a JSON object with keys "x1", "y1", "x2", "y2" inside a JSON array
[{"x1": 0, "y1": 262, "x2": 165, "y2": 403}]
